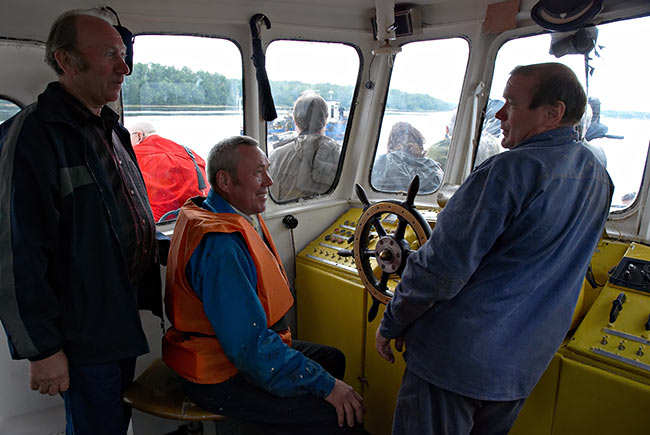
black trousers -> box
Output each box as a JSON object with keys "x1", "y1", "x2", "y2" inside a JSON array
[{"x1": 186, "y1": 340, "x2": 363, "y2": 435}]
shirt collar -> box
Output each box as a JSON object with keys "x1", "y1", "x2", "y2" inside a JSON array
[
  {"x1": 47, "y1": 82, "x2": 119, "y2": 130},
  {"x1": 516, "y1": 127, "x2": 579, "y2": 149},
  {"x1": 203, "y1": 190, "x2": 264, "y2": 236},
  {"x1": 204, "y1": 190, "x2": 254, "y2": 223}
]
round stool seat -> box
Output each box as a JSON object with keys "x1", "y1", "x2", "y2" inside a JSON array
[{"x1": 124, "y1": 359, "x2": 224, "y2": 421}]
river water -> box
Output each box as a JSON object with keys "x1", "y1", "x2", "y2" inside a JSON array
[{"x1": 124, "y1": 111, "x2": 650, "y2": 209}]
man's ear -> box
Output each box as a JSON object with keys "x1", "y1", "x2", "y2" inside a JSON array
[
  {"x1": 54, "y1": 49, "x2": 78, "y2": 75},
  {"x1": 215, "y1": 170, "x2": 231, "y2": 193},
  {"x1": 546, "y1": 101, "x2": 566, "y2": 126}
]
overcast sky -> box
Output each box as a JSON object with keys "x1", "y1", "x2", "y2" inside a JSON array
[{"x1": 132, "y1": 14, "x2": 649, "y2": 113}]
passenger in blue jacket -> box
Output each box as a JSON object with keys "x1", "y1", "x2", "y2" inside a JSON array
[
  {"x1": 376, "y1": 63, "x2": 613, "y2": 435},
  {"x1": 0, "y1": 8, "x2": 161, "y2": 435}
]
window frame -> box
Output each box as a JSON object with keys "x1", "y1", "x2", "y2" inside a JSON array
[
  {"x1": 369, "y1": 36, "x2": 471, "y2": 196},
  {"x1": 264, "y1": 37, "x2": 364, "y2": 204}
]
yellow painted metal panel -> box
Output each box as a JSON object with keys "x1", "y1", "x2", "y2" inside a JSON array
[
  {"x1": 363, "y1": 297, "x2": 407, "y2": 435},
  {"x1": 552, "y1": 358, "x2": 650, "y2": 435},
  {"x1": 295, "y1": 259, "x2": 367, "y2": 392},
  {"x1": 510, "y1": 354, "x2": 561, "y2": 435},
  {"x1": 567, "y1": 286, "x2": 650, "y2": 379}
]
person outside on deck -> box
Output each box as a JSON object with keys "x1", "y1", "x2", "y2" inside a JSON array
[
  {"x1": 428, "y1": 99, "x2": 504, "y2": 170},
  {"x1": 376, "y1": 63, "x2": 613, "y2": 435},
  {"x1": 162, "y1": 135, "x2": 364, "y2": 434},
  {"x1": 129, "y1": 121, "x2": 208, "y2": 221},
  {"x1": 268, "y1": 90, "x2": 341, "y2": 201},
  {"x1": 372, "y1": 122, "x2": 444, "y2": 193},
  {"x1": 0, "y1": 9, "x2": 162, "y2": 435}
]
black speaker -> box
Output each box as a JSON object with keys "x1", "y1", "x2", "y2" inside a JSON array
[{"x1": 371, "y1": 7, "x2": 421, "y2": 40}]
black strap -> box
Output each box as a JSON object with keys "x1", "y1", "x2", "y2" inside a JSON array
[
  {"x1": 182, "y1": 145, "x2": 207, "y2": 190},
  {"x1": 180, "y1": 316, "x2": 288, "y2": 341},
  {"x1": 181, "y1": 331, "x2": 216, "y2": 341}
]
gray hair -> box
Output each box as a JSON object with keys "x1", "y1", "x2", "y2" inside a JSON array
[
  {"x1": 45, "y1": 8, "x2": 112, "y2": 76},
  {"x1": 128, "y1": 121, "x2": 157, "y2": 136},
  {"x1": 207, "y1": 135, "x2": 259, "y2": 188},
  {"x1": 510, "y1": 63, "x2": 587, "y2": 126},
  {"x1": 293, "y1": 91, "x2": 328, "y2": 134}
]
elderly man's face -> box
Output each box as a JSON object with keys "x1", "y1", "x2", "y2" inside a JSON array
[
  {"x1": 495, "y1": 73, "x2": 550, "y2": 149},
  {"x1": 227, "y1": 145, "x2": 273, "y2": 215},
  {"x1": 62, "y1": 15, "x2": 130, "y2": 113}
]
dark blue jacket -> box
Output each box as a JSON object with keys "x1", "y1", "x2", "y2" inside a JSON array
[{"x1": 0, "y1": 82, "x2": 162, "y2": 364}]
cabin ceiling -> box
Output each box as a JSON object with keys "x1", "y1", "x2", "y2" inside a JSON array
[
  {"x1": 2, "y1": 0, "x2": 534, "y2": 42},
  {"x1": 1, "y1": 0, "x2": 647, "y2": 42}
]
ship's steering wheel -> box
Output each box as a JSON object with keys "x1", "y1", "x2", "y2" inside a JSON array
[{"x1": 340, "y1": 176, "x2": 431, "y2": 321}]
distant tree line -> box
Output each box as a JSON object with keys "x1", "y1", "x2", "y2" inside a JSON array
[
  {"x1": 123, "y1": 63, "x2": 241, "y2": 107},
  {"x1": 123, "y1": 62, "x2": 455, "y2": 112}
]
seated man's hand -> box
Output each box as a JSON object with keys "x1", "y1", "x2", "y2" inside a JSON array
[{"x1": 324, "y1": 379, "x2": 364, "y2": 427}]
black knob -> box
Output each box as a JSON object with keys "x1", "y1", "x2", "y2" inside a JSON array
[
  {"x1": 282, "y1": 214, "x2": 298, "y2": 229},
  {"x1": 645, "y1": 314, "x2": 650, "y2": 331},
  {"x1": 609, "y1": 292, "x2": 627, "y2": 323}
]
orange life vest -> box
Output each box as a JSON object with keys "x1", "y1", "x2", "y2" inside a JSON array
[{"x1": 162, "y1": 199, "x2": 294, "y2": 384}]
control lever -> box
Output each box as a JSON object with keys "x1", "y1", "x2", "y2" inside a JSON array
[
  {"x1": 609, "y1": 292, "x2": 627, "y2": 323},
  {"x1": 645, "y1": 314, "x2": 650, "y2": 331},
  {"x1": 337, "y1": 249, "x2": 353, "y2": 257}
]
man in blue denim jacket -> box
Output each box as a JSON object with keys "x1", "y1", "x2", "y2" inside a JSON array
[{"x1": 376, "y1": 63, "x2": 613, "y2": 435}]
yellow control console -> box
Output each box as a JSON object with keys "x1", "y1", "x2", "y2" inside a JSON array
[
  {"x1": 296, "y1": 205, "x2": 650, "y2": 435},
  {"x1": 295, "y1": 206, "x2": 437, "y2": 435},
  {"x1": 512, "y1": 241, "x2": 650, "y2": 435}
]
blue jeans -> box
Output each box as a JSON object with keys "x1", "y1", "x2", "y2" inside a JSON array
[{"x1": 61, "y1": 357, "x2": 136, "y2": 435}]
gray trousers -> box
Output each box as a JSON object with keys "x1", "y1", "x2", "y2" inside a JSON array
[{"x1": 392, "y1": 368, "x2": 525, "y2": 435}]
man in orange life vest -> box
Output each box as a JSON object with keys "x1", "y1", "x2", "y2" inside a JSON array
[{"x1": 162, "y1": 135, "x2": 364, "y2": 434}]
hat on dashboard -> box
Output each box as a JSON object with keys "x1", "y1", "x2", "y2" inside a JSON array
[{"x1": 531, "y1": 0, "x2": 603, "y2": 32}]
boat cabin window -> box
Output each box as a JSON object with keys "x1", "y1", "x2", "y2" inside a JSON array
[
  {"x1": 487, "y1": 15, "x2": 650, "y2": 211},
  {"x1": 122, "y1": 35, "x2": 243, "y2": 222},
  {"x1": 265, "y1": 40, "x2": 360, "y2": 203},
  {"x1": 0, "y1": 99, "x2": 20, "y2": 124},
  {"x1": 370, "y1": 38, "x2": 469, "y2": 195}
]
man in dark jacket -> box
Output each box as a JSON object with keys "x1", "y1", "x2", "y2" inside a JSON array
[{"x1": 0, "y1": 8, "x2": 161, "y2": 435}]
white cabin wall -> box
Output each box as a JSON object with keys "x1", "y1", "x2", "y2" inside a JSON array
[
  {"x1": 0, "y1": 333, "x2": 63, "y2": 421},
  {"x1": 0, "y1": 43, "x2": 56, "y2": 106}
]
